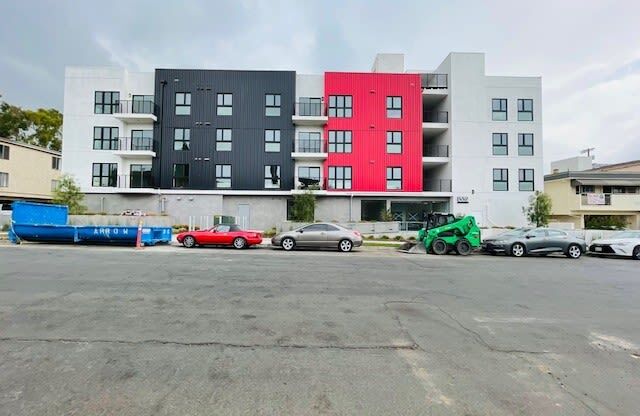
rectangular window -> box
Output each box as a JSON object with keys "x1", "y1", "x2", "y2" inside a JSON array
[
  {"x1": 51, "y1": 156, "x2": 61, "y2": 170},
  {"x1": 0, "y1": 144, "x2": 9, "y2": 160},
  {"x1": 216, "y1": 129, "x2": 232, "y2": 151},
  {"x1": 386, "y1": 131, "x2": 402, "y2": 153},
  {"x1": 131, "y1": 130, "x2": 153, "y2": 151},
  {"x1": 132, "y1": 95, "x2": 154, "y2": 114},
  {"x1": 518, "y1": 133, "x2": 534, "y2": 156},
  {"x1": 175, "y1": 93, "x2": 191, "y2": 115},
  {"x1": 298, "y1": 131, "x2": 322, "y2": 152},
  {"x1": 298, "y1": 97, "x2": 322, "y2": 116},
  {"x1": 174, "y1": 128, "x2": 190, "y2": 151},
  {"x1": 298, "y1": 166, "x2": 320, "y2": 181},
  {"x1": 94, "y1": 91, "x2": 120, "y2": 114},
  {"x1": 493, "y1": 168, "x2": 508, "y2": 191},
  {"x1": 264, "y1": 165, "x2": 281, "y2": 189},
  {"x1": 328, "y1": 166, "x2": 352, "y2": 190},
  {"x1": 173, "y1": 164, "x2": 189, "y2": 188},
  {"x1": 517, "y1": 99, "x2": 533, "y2": 121},
  {"x1": 93, "y1": 127, "x2": 119, "y2": 150},
  {"x1": 492, "y1": 98, "x2": 507, "y2": 121},
  {"x1": 215, "y1": 164, "x2": 232, "y2": 188},
  {"x1": 492, "y1": 133, "x2": 508, "y2": 155},
  {"x1": 328, "y1": 130, "x2": 352, "y2": 153},
  {"x1": 328, "y1": 95, "x2": 352, "y2": 118},
  {"x1": 386, "y1": 167, "x2": 402, "y2": 190},
  {"x1": 265, "y1": 94, "x2": 281, "y2": 116},
  {"x1": 92, "y1": 163, "x2": 117, "y2": 187},
  {"x1": 264, "y1": 129, "x2": 281, "y2": 152},
  {"x1": 386, "y1": 96, "x2": 402, "y2": 118},
  {"x1": 217, "y1": 93, "x2": 233, "y2": 116},
  {"x1": 0, "y1": 172, "x2": 8, "y2": 187},
  {"x1": 519, "y1": 169, "x2": 534, "y2": 191},
  {"x1": 130, "y1": 164, "x2": 153, "y2": 188},
  {"x1": 51, "y1": 179, "x2": 59, "y2": 191}
]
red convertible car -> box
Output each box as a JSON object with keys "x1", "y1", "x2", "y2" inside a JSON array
[{"x1": 176, "y1": 224, "x2": 262, "y2": 249}]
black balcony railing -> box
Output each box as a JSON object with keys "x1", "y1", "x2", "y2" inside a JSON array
[
  {"x1": 294, "y1": 137, "x2": 325, "y2": 153},
  {"x1": 116, "y1": 99, "x2": 156, "y2": 115},
  {"x1": 421, "y1": 73, "x2": 448, "y2": 89},
  {"x1": 423, "y1": 110, "x2": 449, "y2": 123},
  {"x1": 118, "y1": 174, "x2": 154, "y2": 189},
  {"x1": 294, "y1": 101, "x2": 326, "y2": 117},
  {"x1": 423, "y1": 144, "x2": 449, "y2": 157},
  {"x1": 117, "y1": 137, "x2": 155, "y2": 152},
  {"x1": 424, "y1": 179, "x2": 452, "y2": 192}
]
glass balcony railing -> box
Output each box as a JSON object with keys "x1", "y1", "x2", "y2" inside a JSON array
[
  {"x1": 294, "y1": 101, "x2": 326, "y2": 117},
  {"x1": 421, "y1": 73, "x2": 448, "y2": 89},
  {"x1": 423, "y1": 111, "x2": 449, "y2": 123},
  {"x1": 423, "y1": 144, "x2": 449, "y2": 157},
  {"x1": 115, "y1": 99, "x2": 156, "y2": 115},
  {"x1": 294, "y1": 137, "x2": 325, "y2": 153},
  {"x1": 424, "y1": 179, "x2": 452, "y2": 192},
  {"x1": 117, "y1": 137, "x2": 155, "y2": 152}
]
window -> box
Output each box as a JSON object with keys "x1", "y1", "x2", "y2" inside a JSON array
[
  {"x1": 0, "y1": 144, "x2": 9, "y2": 160},
  {"x1": 386, "y1": 96, "x2": 402, "y2": 118},
  {"x1": 328, "y1": 95, "x2": 352, "y2": 117},
  {"x1": 93, "y1": 127, "x2": 119, "y2": 150},
  {"x1": 328, "y1": 166, "x2": 352, "y2": 190},
  {"x1": 518, "y1": 133, "x2": 534, "y2": 155},
  {"x1": 519, "y1": 169, "x2": 534, "y2": 191},
  {"x1": 328, "y1": 130, "x2": 352, "y2": 153},
  {"x1": 216, "y1": 129, "x2": 232, "y2": 151},
  {"x1": 265, "y1": 94, "x2": 281, "y2": 116},
  {"x1": 517, "y1": 99, "x2": 533, "y2": 121},
  {"x1": 130, "y1": 164, "x2": 152, "y2": 188},
  {"x1": 173, "y1": 164, "x2": 189, "y2": 188},
  {"x1": 298, "y1": 131, "x2": 322, "y2": 152},
  {"x1": 51, "y1": 156, "x2": 61, "y2": 170},
  {"x1": 51, "y1": 179, "x2": 59, "y2": 191},
  {"x1": 217, "y1": 93, "x2": 233, "y2": 116},
  {"x1": 492, "y1": 133, "x2": 508, "y2": 155},
  {"x1": 493, "y1": 168, "x2": 508, "y2": 191},
  {"x1": 132, "y1": 95, "x2": 154, "y2": 114},
  {"x1": 264, "y1": 165, "x2": 281, "y2": 189},
  {"x1": 175, "y1": 93, "x2": 191, "y2": 115},
  {"x1": 174, "y1": 128, "x2": 190, "y2": 151},
  {"x1": 547, "y1": 229, "x2": 567, "y2": 237},
  {"x1": 94, "y1": 91, "x2": 120, "y2": 114},
  {"x1": 131, "y1": 130, "x2": 153, "y2": 151},
  {"x1": 92, "y1": 163, "x2": 117, "y2": 187},
  {"x1": 264, "y1": 130, "x2": 281, "y2": 152},
  {"x1": 386, "y1": 167, "x2": 402, "y2": 190},
  {"x1": 386, "y1": 131, "x2": 402, "y2": 153},
  {"x1": 215, "y1": 164, "x2": 232, "y2": 188},
  {"x1": 298, "y1": 166, "x2": 320, "y2": 181},
  {"x1": 298, "y1": 97, "x2": 322, "y2": 116},
  {"x1": 492, "y1": 98, "x2": 507, "y2": 121},
  {"x1": 0, "y1": 172, "x2": 8, "y2": 187}
]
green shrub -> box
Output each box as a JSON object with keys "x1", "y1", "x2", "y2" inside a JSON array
[
  {"x1": 263, "y1": 227, "x2": 277, "y2": 238},
  {"x1": 380, "y1": 235, "x2": 390, "y2": 240},
  {"x1": 408, "y1": 236, "x2": 416, "y2": 241},
  {"x1": 393, "y1": 235, "x2": 404, "y2": 241},
  {"x1": 1, "y1": 223, "x2": 10, "y2": 232},
  {"x1": 585, "y1": 215, "x2": 627, "y2": 230}
]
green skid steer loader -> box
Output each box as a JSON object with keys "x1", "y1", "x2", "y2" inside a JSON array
[{"x1": 417, "y1": 215, "x2": 481, "y2": 256}]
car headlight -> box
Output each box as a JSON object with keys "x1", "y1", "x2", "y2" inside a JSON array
[{"x1": 492, "y1": 240, "x2": 508, "y2": 245}]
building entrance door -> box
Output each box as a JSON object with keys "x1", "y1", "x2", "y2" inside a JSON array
[{"x1": 237, "y1": 204, "x2": 250, "y2": 229}]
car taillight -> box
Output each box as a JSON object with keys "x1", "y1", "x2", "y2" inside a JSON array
[{"x1": 353, "y1": 231, "x2": 361, "y2": 237}]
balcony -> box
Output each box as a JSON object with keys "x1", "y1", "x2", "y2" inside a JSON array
[
  {"x1": 424, "y1": 179, "x2": 452, "y2": 192},
  {"x1": 291, "y1": 137, "x2": 327, "y2": 160},
  {"x1": 422, "y1": 144, "x2": 450, "y2": 166},
  {"x1": 113, "y1": 137, "x2": 156, "y2": 158},
  {"x1": 578, "y1": 193, "x2": 640, "y2": 211},
  {"x1": 421, "y1": 73, "x2": 448, "y2": 90},
  {"x1": 422, "y1": 110, "x2": 449, "y2": 135},
  {"x1": 113, "y1": 99, "x2": 157, "y2": 123},
  {"x1": 117, "y1": 175, "x2": 155, "y2": 192},
  {"x1": 292, "y1": 101, "x2": 328, "y2": 126}
]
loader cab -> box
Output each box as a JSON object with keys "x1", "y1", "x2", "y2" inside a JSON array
[{"x1": 423, "y1": 213, "x2": 456, "y2": 230}]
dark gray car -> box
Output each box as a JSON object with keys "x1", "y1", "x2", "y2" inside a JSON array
[
  {"x1": 271, "y1": 223, "x2": 363, "y2": 252},
  {"x1": 482, "y1": 228, "x2": 586, "y2": 259}
]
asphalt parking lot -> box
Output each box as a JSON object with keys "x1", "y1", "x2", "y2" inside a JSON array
[{"x1": 0, "y1": 244, "x2": 639, "y2": 415}]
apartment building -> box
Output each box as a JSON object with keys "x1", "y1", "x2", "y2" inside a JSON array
[
  {"x1": 61, "y1": 53, "x2": 542, "y2": 228},
  {"x1": 0, "y1": 137, "x2": 61, "y2": 209},
  {"x1": 545, "y1": 157, "x2": 640, "y2": 229}
]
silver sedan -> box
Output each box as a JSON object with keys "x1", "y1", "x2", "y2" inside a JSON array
[{"x1": 272, "y1": 223, "x2": 363, "y2": 252}]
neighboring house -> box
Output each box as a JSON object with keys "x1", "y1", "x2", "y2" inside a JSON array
[
  {"x1": 61, "y1": 53, "x2": 542, "y2": 228},
  {"x1": 0, "y1": 137, "x2": 61, "y2": 209},
  {"x1": 545, "y1": 157, "x2": 640, "y2": 228}
]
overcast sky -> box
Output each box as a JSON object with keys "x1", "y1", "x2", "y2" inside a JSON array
[{"x1": 1, "y1": 0, "x2": 639, "y2": 168}]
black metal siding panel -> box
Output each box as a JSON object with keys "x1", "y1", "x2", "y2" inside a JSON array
[{"x1": 153, "y1": 69, "x2": 295, "y2": 190}]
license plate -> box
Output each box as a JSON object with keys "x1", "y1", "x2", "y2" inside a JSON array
[{"x1": 594, "y1": 247, "x2": 602, "y2": 252}]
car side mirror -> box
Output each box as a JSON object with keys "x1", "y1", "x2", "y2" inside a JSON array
[
  {"x1": 525, "y1": 234, "x2": 533, "y2": 239},
  {"x1": 297, "y1": 230, "x2": 304, "y2": 233}
]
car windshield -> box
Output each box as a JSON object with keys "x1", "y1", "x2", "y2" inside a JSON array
[
  {"x1": 496, "y1": 228, "x2": 531, "y2": 237},
  {"x1": 612, "y1": 231, "x2": 640, "y2": 239}
]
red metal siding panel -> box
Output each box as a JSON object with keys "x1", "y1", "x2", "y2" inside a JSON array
[{"x1": 324, "y1": 72, "x2": 422, "y2": 192}]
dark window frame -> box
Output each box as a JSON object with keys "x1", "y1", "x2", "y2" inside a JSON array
[
  {"x1": 298, "y1": 131, "x2": 322, "y2": 152},
  {"x1": 328, "y1": 166, "x2": 352, "y2": 190},
  {"x1": 173, "y1": 163, "x2": 190, "y2": 188},
  {"x1": 386, "y1": 131, "x2": 402, "y2": 154},
  {"x1": 51, "y1": 156, "x2": 61, "y2": 170},
  {"x1": 264, "y1": 165, "x2": 281, "y2": 189},
  {"x1": 328, "y1": 95, "x2": 352, "y2": 118},
  {"x1": 92, "y1": 162, "x2": 117, "y2": 187},
  {"x1": 264, "y1": 129, "x2": 281, "y2": 153},
  {"x1": 216, "y1": 128, "x2": 232, "y2": 151},
  {"x1": 265, "y1": 94, "x2": 281, "y2": 117},
  {"x1": 217, "y1": 93, "x2": 233, "y2": 116},
  {"x1": 0, "y1": 172, "x2": 8, "y2": 187},
  {"x1": 386, "y1": 96, "x2": 402, "y2": 118},
  {"x1": 517, "y1": 99, "x2": 533, "y2": 121},
  {"x1": 94, "y1": 91, "x2": 120, "y2": 114},
  {"x1": 492, "y1": 98, "x2": 507, "y2": 121},
  {"x1": 175, "y1": 92, "x2": 191, "y2": 116},
  {"x1": 93, "y1": 126, "x2": 119, "y2": 150},
  {"x1": 298, "y1": 166, "x2": 321, "y2": 181},
  {"x1": 518, "y1": 133, "x2": 534, "y2": 156},
  {"x1": 492, "y1": 133, "x2": 508, "y2": 155},
  {"x1": 386, "y1": 166, "x2": 402, "y2": 190},
  {"x1": 173, "y1": 128, "x2": 191, "y2": 151},
  {"x1": 130, "y1": 129, "x2": 153, "y2": 151},
  {"x1": 493, "y1": 168, "x2": 509, "y2": 191},
  {"x1": 519, "y1": 168, "x2": 535, "y2": 191},
  {"x1": 129, "y1": 164, "x2": 153, "y2": 188},
  {"x1": 215, "y1": 164, "x2": 232, "y2": 189},
  {"x1": 0, "y1": 144, "x2": 9, "y2": 160},
  {"x1": 328, "y1": 130, "x2": 352, "y2": 153}
]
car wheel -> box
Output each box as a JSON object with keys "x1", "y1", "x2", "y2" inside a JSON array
[
  {"x1": 339, "y1": 239, "x2": 353, "y2": 252},
  {"x1": 233, "y1": 237, "x2": 247, "y2": 249},
  {"x1": 566, "y1": 244, "x2": 582, "y2": 259},
  {"x1": 455, "y1": 239, "x2": 472, "y2": 256},
  {"x1": 632, "y1": 246, "x2": 640, "y2": 260},
  {"x1": 510, "y1": 242, "x2": 526, "y2": 257},
  {"x1": 182, "y1": 235, "x2": 196, "y2": 248},
  {"x1": 431, "y1": 238, "x2": 448, "y2": 255},
  {"x1": 281, "y1": 237, "x2": 295, "y2": 251}
]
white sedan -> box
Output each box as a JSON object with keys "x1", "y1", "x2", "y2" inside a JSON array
[{"x1": 588, "y1": 231, "x2": 640, "y2": 260}]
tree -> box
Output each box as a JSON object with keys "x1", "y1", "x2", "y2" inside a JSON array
[
  {"x1": 523, "y1": 191, "x2": 552, "y2": 227},
  {"x1": 52, "y1": 175, "x2": 87, "y2": 214},
  {"x1": 291, "y1": 190, "x2": 316, "y2": 222},
  {"x1": 24, "y1": 108, "x2": 63, "y2": 151},
  {"x1": 0, "y1": 99, "x2": 29, "y2": 140}
]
